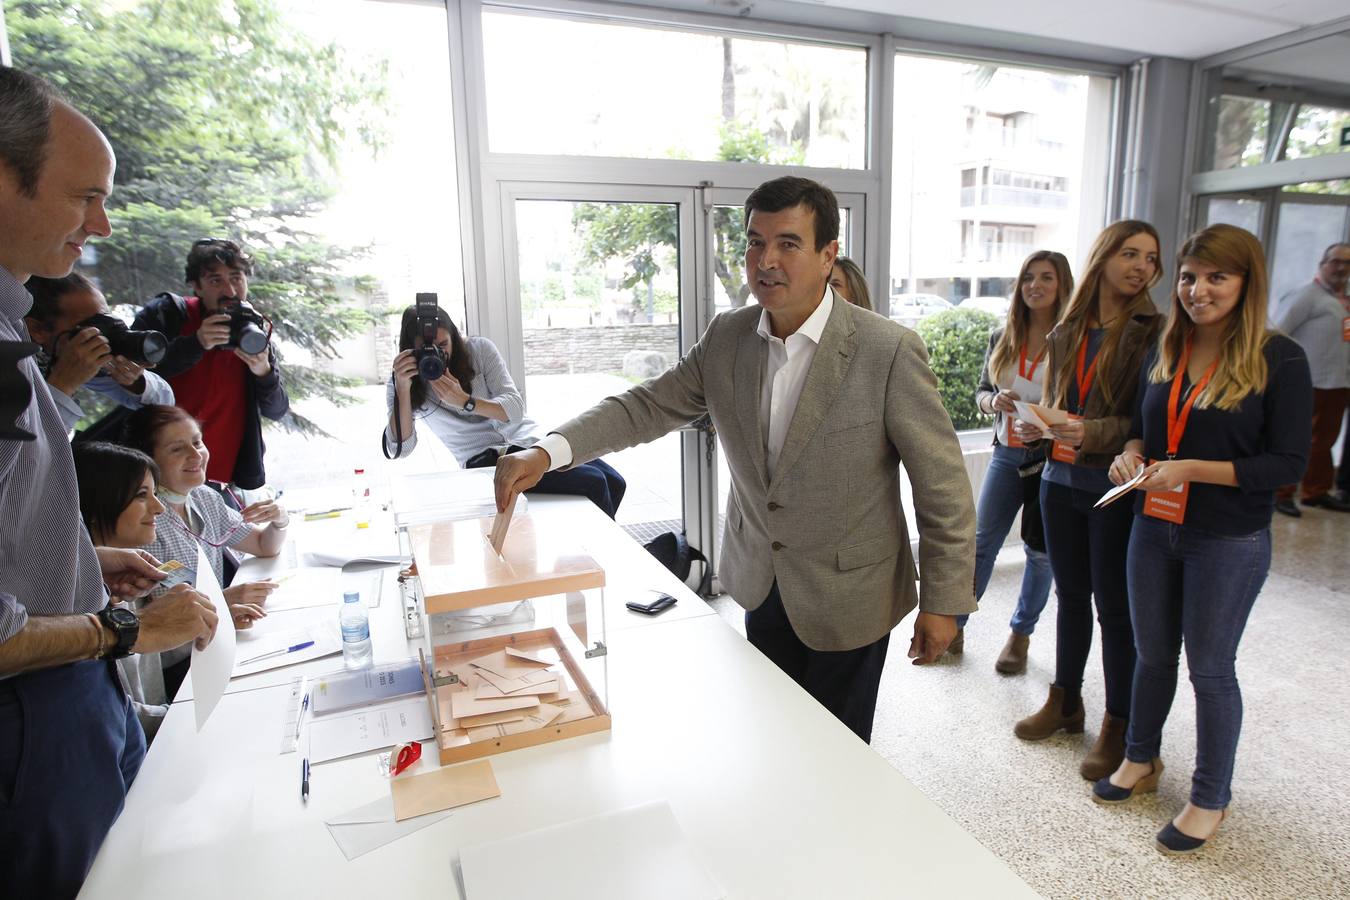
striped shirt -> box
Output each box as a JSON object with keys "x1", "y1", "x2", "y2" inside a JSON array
[{"x1": 0, "y1": 266, "x2": 106, "y2": 651}]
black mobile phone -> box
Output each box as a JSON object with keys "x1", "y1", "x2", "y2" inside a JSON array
[{"x1": 626, "y1": 592, "x2": 677, "y2": 615}]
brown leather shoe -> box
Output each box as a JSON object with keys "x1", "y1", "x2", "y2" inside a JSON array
[
  {"x1": 1080, "y1": 713, "x2": 1128, "y2": 781},
  {"x1": 994, "y1": 631, "x2": 1029, "y2": 675},
  {"x1": 1014, "y1": 684, "x2": 1085, "y2": 741}
]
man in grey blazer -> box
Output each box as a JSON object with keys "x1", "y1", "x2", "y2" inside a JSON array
[{"x1": 496, "y1": 177, "x2": 976, "y2": 742}]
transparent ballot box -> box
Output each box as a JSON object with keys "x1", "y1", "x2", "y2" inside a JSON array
[{"x1": 405, "y1": 512, "x2": 609, "y2": 764}]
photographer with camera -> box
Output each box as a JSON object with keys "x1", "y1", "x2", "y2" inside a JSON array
[
  {"x1": 24, "y1": 272, "x2": 174, "y2": 432},
  {"x1": 384, "y1": 296, "x2": 625, "y2": 518},
  {"x1": 133, "y1": 238, "x2": 289, "y2": 491}
]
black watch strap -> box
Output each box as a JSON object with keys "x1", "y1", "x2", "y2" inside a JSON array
[
  {"x1": 463, "y1": 396, "x2": 476, "y2": 413},
  {"x1": 96, "y1": 606, "x2": 140, "y2": 660}
]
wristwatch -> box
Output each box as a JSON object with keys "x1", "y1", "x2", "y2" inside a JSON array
[
  {"x1": 462, "y1": 396, "x2": 476, "y2": 414},
  {"x1": 96, "y1": 606, "x2": 140, "y2": 660}
]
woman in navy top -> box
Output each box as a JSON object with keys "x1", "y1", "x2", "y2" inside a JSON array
[{"x1": 1095, "y1": 224, "x2": 1311, "y2": 855}]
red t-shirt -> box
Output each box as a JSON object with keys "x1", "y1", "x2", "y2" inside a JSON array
[{"x1": 168, "y1": 297, "x2": 249, "y2": 484}]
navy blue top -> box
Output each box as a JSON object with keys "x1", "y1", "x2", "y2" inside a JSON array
[
  {"x1": 1043, "y1": 328, "x2": 1112, "y2": 494},
  {"x1": 1128, "y1": 334, "x2": 1312, "y2": 535}
]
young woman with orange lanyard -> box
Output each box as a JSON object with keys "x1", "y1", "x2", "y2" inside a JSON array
[
  {"x1": 962, "y1": 251, "x2": 1072, "y2": 673},
  {"x1": 1093, "y1": 224, "x2": 1311, "y2": 855},
  {"x1": 1010, "y1": 221, "x2": 1163, "y2": 783}
]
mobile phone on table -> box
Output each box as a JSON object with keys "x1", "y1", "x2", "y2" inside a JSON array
[{"x1": 626, "y1": 592, "x2": 677, "y2": 615}]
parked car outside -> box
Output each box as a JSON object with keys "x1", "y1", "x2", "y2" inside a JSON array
[
  {"x1": 959, "y1": 295, "x2": 1011, "y2": 317},
  {"x1": 888, "y1": 292, "x2": 953, "y2": 328}
]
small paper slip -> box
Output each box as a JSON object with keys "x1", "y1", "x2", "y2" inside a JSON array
[
  {"x1": 1094, "y1": 466, "x2": 1149, "y2": 509},
  {"x1": 458, "y1": 800, "x2": 723, "y2": 900},
  {"x1": 311, "y1": 659, "x2": 425, "y2": 715},
  {"x1": 325, "y1": 795, "x2": 452, "y2": 861},
  {"x1": 307, "y1": 696, "x2": 433, "y2": 764},
  {"x1": 391, "y1": 759, "x2": 501, "y2": 822},
  {"x1": 1012, "y1": 400, "x2": 1069, "y2": 438},
  {"x1": 487, "y1": 493, "x2": 517, "y2": 555},
  {"x1": 264, "y1": 567, "x2": 343, "y2": 612},
  {"x1": 190, "y1": 546, "x2": 235, "y2": 732}
]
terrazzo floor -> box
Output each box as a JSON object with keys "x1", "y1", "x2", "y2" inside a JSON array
[{"x1": 709, "y1": 506, "x2": 1348, "y2": 899}]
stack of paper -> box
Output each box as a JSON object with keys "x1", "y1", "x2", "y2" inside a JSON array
[
  {"x1": 441, "y1": 647, "x2": 592, "y2": 746},
  {"x1": 308, "y1": 695, "x2": 434, "y2": 764}
]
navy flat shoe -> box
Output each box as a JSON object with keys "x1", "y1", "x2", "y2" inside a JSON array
[{"x1": 1156, "y1": 810, "x2": 1226, "y2": 856}]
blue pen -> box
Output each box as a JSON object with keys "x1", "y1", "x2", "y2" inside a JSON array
[{"x1": 240, "y1": 640, "x2": 315, "y2": 666}]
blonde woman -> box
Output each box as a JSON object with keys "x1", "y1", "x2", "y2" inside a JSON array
[
  {"x1": 828, "y1": 256, "x2": 872, "y2": 311},
  {"x1": 1094, "y1": 225, "x2": 1310, "y2": 854},
  {"x1": 967, "y1": 251, "x2": 1072, "y2": 673},
  {"x1": 1012, "y1": 221, "x2": 1163, "y2": 783}
]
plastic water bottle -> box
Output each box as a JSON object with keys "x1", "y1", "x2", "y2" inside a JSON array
[
  {"x1": 352, "y1": 468, "x2": 372, "y2": 529},
  {"x1": 340, "y1": 591, "x2": 373, "y2": 669}
]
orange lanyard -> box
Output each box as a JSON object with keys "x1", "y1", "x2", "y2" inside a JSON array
[
  {"x1": 1019, "y1": 343, "x2": 1045, "y2": 382},
  {"x1": 1166, "y1": 337, "x2": 1218, "y2": 459},
  {"x1": 1074, "y1": 335, "x2": 1099, "y2": 414}
]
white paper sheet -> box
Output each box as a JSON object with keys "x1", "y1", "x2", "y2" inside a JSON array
[
  {"x1": 232, "y1": 621, "x2": 342, "y2": 677},
  {"x1": 459, "y1": 800, "x2": 723, "y2": 900},
  {"x1": 324, "y1": 795, "x2": 452, "y2": 861},
  {"x1": 190, "y1": 545, "x2": 236, "y2": 731},
  {"x1": 307, "y1": 696, "x2": 433, "y2": 764},
  {"x1": 263, "y1": 567, "x2": 344, "y2": 611}
]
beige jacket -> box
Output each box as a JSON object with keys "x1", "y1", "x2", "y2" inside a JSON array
[{"x1": 556, "y1": 291, "x2": 976, "y2": 652}]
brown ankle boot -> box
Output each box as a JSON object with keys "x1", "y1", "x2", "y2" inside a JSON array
[
  {"x1": 1014, "y1": 684, "x2": 1085, "y2": 741},
  {"x1": 994, "y1": 631, "x2": 1029, "y2": 675},
  {"x1": 1080, "y1": 713, "x2": 1128, "y2": 781}
]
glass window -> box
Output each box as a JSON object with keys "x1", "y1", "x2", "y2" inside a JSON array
[
  {"x1": 1199, "y1": 196, "x2": 1265, "y2": 236},
  {"x1": 1211, "y1": 95, "x2": 1270, "y2": 169},
  {"x1": 1270, "y1": 198, "x2": 1350, "y2": 308},
  {"x1": 1284, "y1": 104, "x2": 1350, "y2": 161},
  {"x1": 482, "y1": 9, "x2": 867, "y2": 168}
]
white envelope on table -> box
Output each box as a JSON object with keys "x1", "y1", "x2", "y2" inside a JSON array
[{"x1": 324, "y1": 794, "x2": 452, "y2": 861}]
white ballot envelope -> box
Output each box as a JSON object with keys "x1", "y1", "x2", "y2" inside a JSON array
[
  {"x1": 325, "y1": 794, "x2": 451, "y2": 861},
  {"x1": 1012, "y1": 400, "x2": 1070, "y2": 438},
  {"x1": 1094, "y1": 465, "x2": 1149, "y2": 509}
]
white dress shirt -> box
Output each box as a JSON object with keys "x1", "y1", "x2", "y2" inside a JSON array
[
  {"x1": 757, "y1": 287, "x2": 833, "y2": 480},
  {"x1": 537, "y1": 287, "x2": 835, "y2": 476}
]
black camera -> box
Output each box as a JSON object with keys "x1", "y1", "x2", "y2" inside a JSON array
[
  {"x1": 414, "y1": 292, "x2": 446, "y2": 381},
  {"x1": 218, "y1": 297, "x2": 269, "y2": 356},
  {"x1": 75, "y1": 314, "x2": 168, "y2": 366}
]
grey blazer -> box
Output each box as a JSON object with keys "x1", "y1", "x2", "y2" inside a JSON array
[{"x1": 557, "y1": 290, "x2": 977, "y2": 652}]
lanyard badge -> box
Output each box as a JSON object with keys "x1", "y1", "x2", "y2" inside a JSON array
[
  {"x1": 1143, "y1": 337, "x2": 1217, "y2": 525},
  {"x1": 1050, "y1": 336, "x2": 1095, "y2": 464}
]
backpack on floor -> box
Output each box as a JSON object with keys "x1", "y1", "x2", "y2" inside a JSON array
[{"x1": 643, "y1": 530, "x2": 709, "y2": 594}]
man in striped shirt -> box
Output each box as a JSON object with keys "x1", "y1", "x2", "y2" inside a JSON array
[{"x1": 0, "y1": 67, "x2": 219, "y2": 900}]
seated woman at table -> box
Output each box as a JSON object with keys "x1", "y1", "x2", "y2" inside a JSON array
[
  {"x1": 118, "y1": 404, "x2": 289, "y2": 702},
  {"x1": 382, "y1": 305, "x2": 626, "y2": 518}
]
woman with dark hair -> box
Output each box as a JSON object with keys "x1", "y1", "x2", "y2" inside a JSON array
[
  {"x1": 383, "y1": 305, "x2": 625, "y2": 518},
  {"x1": 120, "y1": 404, "x2": 288, "y2": 702},
  {"x1": 963, "y1": 250, "x2": 1072, "y2": 673},
  {"x1": 1095, "y1": 225, "x2": 1310, "y2": 855},
  {"x1": 1011, "y1": 220, "x2": 1164, "y2": 782}
]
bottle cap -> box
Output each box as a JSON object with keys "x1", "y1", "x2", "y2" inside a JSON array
[{"x1": 343, "y1": 591, "x2": 360, "y2": 603}]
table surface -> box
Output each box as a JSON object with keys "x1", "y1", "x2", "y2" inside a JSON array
[{"x1": 81, "y1": 499, "x2": 1036, "y2": 900}]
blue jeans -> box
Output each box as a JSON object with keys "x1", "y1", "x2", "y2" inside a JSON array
[
  {"x1": 1125, "y1": 516, "x2": 1270, "y2": 810},
  {"x1": 957, "y1": 444, "x2": 1054, "y2": 633},
  {"x1": 1041, "y1": 479, "x2": 1136, "y2": 718},
  {"x1": 0, "y1": 660, "x2": 145, "y2": 899}
]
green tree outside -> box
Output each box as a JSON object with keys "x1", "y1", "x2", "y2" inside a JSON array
[
  {"x1": 6, "y1": 0, "x2": 389, "y2": 430},
  {"x1": 915, "y1": 308, "x2": 999, "y2": 431}
]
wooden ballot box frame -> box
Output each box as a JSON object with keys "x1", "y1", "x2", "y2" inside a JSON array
[{"x1": 406, "y1": 513, "x2": 610, "y2": 765}]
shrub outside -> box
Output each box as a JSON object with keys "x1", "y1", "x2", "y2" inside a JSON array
[{"x1": 914, "y1": 308, "x2": 1000, "y2": 431}]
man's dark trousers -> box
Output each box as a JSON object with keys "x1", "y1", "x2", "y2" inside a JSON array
[{"x1": 745, "y1": 581, "x2": 890, "y2": 743}]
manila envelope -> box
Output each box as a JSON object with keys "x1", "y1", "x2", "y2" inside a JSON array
[
  {"x1": 551, "y1": 692, "x2": 594, "y2": 725},
  {"x1": 455, "y1": 708, "x2": 528, "y2": 729},
  {"x1": 466, "y1": 704, "x2": 564, "y2": 741},
  {"x1": 469, "y1": 649, "x2": 553, "y2": 679},
  {"x1": 475, "y1": 671, "x2": 558, "y2": 698},
  {"x1": 505, "y1": 647, "x2": 552, "y2": 666},
  {"x1": 391, "y1": 759, "x2": 500, "y2": 822},
  {"x1": 450, "y1": 689, "x2": 540, "y2": 721}
]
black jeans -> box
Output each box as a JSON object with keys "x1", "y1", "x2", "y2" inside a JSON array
[
  {"x1": 1040, "y1": 479, "x2": 1136, "y2": 718},
  {"x1": 745, "y1": 582, "x2": 890, "y2": 743}
]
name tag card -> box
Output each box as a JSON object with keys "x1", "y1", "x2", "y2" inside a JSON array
[
  {"x1": 1142, "y1": 458, "x2": 1189, "y2": 524},
  {"x1": 1050, "y1": 413, "x2": 1083, "y2": 464}
]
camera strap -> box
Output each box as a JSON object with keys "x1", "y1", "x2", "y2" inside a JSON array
[{"x1": 382, "y1": 391, "x2": 405, "y2": 460}]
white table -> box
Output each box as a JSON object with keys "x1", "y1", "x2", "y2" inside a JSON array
[
  {"x1": 176, "y1": 496, "x2": 716, "y2": 701},
  {"x1": 82, "y1": 613, "x2": 1035, "y2": 899}
]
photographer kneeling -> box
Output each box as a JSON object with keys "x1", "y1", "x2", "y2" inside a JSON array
[
  {"x1": 133, "y1": 238, "x2": 289, "y2": 492},
  {"x1": 383, "y1": 299, "x2": 625, "y2": 518},
  {"x1": 24, "y1": 272, "x2": 174, "y2": 432}
]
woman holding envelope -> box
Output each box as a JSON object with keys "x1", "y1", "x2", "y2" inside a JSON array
[
  {"x1": 965, "y1": 251, "x2": 1072, "y2": 673},
  {"x1": 1011, "y1": 221, "x2": 1162, "y2": 782},
  {"x1": 1094, "y1": 225, "x2": 1310, "y2": 854},
  {"x1": 119, "y1": 404, "x2": 289, "y2": 703}
]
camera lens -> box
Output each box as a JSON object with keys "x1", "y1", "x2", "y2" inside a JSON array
[{"x1": 417, "y1": 349, "x2": 445, "y2": 381}]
